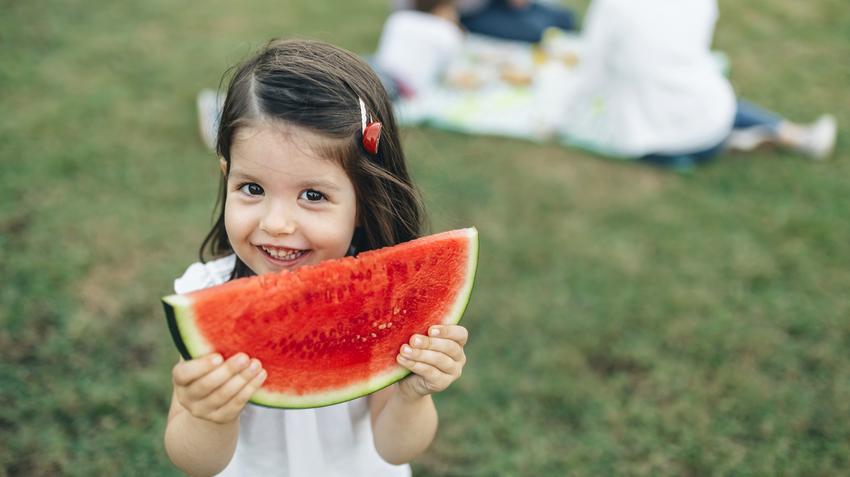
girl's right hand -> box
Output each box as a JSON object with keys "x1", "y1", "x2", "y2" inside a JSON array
[{"x1": 172, "y1": 353, "x2": 267, "y2": 424}]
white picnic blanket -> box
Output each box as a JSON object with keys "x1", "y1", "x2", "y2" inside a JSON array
[{"x1": 395, "y1": 31, "x2": 729, "y2": 158}]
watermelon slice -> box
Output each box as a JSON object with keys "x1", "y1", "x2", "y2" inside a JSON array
[{"x1": 162, "y1": 227, "x2": 477, "y2": 409}]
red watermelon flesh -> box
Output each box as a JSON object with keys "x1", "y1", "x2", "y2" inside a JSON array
[{"x1": 162, "y1": 227, "x2": 477, "y2": 408}]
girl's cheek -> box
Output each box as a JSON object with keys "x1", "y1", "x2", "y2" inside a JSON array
[
  {"x1": 304, "y1": 212, "x2": 355, "y2": 259},
  {"x1": 224, "y1": 201, "x2": 258, "y2": 236}
]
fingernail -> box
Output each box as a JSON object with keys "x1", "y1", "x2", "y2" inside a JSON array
[
  {"x1": 403, "y1": 345, "x2": 413, "y2": 355},
  {"x1": 429, "y1": 327, "x2": 440, "y2": 337},
  {"x1": 249, "y1": 359, "x2": 260, "y2": 371},
  {"x1": 211, "y1": 354, "x2": 223, "y2": 365},
  {"x1": 235, "y1": 354, "x2": 248, "y2": 365},
  {"x1": 413, "y1": 336, "x2": 424, "y2": 346}
]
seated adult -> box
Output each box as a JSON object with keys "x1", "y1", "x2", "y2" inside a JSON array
[
  {"x1": 560, "y1": 0, "x2": 836, "y2": 166},
  {"x1": 394, "y1": 0, "x2": 577, "y2": 43},
  {"x1": 459, "y1": 0, "x2": 576, "y2": 43}
]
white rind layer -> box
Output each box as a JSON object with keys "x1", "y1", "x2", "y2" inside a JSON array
[{"x1": 162, "y1": 294, "x2": 213, "y2": 357}]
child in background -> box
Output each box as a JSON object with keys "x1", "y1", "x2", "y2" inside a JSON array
[
  {"x1": 374, "y1": 0, "x2": 464, "y2": 98},
  {"x1": 166, "y1": 39, "x2": 470, "y2": 476}
]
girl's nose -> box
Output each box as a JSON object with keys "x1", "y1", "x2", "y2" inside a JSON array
[{"x1": 259, "y1": 204, "x2": 297, "y2": 235}]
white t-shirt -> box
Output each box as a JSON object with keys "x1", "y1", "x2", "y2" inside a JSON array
[
  {"x1": 559, "y1": 0, "x2": 736, "y2": 157},
  {"x1": 374, "y1": 10, "x2": 464, "y2": 96},
  {"x1": 173, "y1": 255, "x2": 411, "y2": 477}
]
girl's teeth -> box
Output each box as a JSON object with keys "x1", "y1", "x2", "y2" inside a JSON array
[{"x1": 262, "y1": 247, "x2": 305, "y2": 261}]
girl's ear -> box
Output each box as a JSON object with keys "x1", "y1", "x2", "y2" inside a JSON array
[{"x1": 218, "y1": 158, "x2": 227, "y2": 176}]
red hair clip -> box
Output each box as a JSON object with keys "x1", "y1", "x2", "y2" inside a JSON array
[{"x1": 359, "y1": 97, "x2": 382, "y2": 155}]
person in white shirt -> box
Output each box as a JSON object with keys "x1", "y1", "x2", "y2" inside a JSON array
[{"x1": 560, "y1": 0, "x2": 836, "y2": 167}]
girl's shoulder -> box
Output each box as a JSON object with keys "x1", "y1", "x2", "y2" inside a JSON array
[{"x1": 173, "y1": 255, "x2": 236, "y2": 294}]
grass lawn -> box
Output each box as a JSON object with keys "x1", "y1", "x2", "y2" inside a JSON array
[{"x1": 2, "y1": 0, "x2": 848, "y2": 475}]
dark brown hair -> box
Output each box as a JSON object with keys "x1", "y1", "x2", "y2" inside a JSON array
[
  {"x1": 413, "y1": 0, "x2": 454, "y2": 13},
  {"x1": 200, "y1": 38, "x2": 425, "y2": 279}
]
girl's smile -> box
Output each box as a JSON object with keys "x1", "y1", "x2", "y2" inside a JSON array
[
  {"x1": 223, "y1": 122, "x2": 358, "y2": 276},
  {"x1": 258, "y1": 244, "x2": 308, "y2": 261},
  {"x1": 257, "y1": 244, "x2": 311, "y2": 267}
]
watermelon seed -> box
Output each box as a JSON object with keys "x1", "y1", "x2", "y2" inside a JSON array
[
  {"x1": 378, "y1": 323, "x2": 387, "y2": 330},
  {"x1": 387, "y1": 322, "x2": 393, "y2": 328},
  {"x1": 370, "y1": 333, "x2": 377, "y2": 338}
]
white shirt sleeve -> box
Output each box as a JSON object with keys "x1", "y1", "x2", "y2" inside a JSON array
[{"x1": 173, "y1": 255, "x2": 236, "y2": 294}]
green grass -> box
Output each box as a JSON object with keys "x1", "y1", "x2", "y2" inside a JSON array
[{"x1": 2, "y1": 0, "x2": 848, "y2": 475}]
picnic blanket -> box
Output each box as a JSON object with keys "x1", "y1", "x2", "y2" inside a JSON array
[{"x1": 394, "y1": 31, "x2": 729, "y2": 158}]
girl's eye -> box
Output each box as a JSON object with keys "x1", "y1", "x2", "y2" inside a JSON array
[
  {"x1": 239, "y1": 183, "x2": 264, "y2": 196},
  {"x1": 300, "y1": 189, "x2": 326, "y2": 202}
]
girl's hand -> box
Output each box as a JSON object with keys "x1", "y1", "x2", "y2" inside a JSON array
[
  {"x1": 172, "y1": 353, "x2": 267, "y2": 424},
  {"x1": 396, "y1": 325, "x2": 468, "y2": 399}
]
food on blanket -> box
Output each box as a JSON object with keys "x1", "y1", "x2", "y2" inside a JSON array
[
  {"x1": 500, "y1": 66, "x2": 534, "y2": 86},
  {"x1": 445, "y1": 69, "x2": 484, "y2": 90},
  {"x1": 531, "y1": 46, "x2": 548, "y2": 65},
  {"x1": 162, "y1": 228, "x2": 479, "y2": 408},
  {"x1": 540, "y1": 27, "x2": 580, "y2": 67},
  {"x1": 556, "y1": 51, "x2": 579, "y2": 67}
]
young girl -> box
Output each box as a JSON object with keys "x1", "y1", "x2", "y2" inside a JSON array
[{"x1": 165, "y1": 39, "x2": 469, "y2": 476}]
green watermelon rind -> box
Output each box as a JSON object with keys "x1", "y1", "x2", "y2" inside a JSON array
[
  {"x1": 162, "y1": 226, "x2": 478, "y2": 409},
  {"x1": 163, "y1": 294, "x2": 213, "y2": 359}
]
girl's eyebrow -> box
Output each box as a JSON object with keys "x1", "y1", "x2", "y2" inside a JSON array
[
  {"x1": 227, "y1": 169, "x2": 259, "y2": 182},
  {"x1": 297, "y1": 179, "x2": 342, "y2": 191},
  {"x1": 229, "y1": 168, "x2": 342, "y2": 192}
]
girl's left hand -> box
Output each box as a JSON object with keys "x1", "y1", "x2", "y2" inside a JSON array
[{"x1": 396, "y1": 325, "x2": 468, "y2": 399}]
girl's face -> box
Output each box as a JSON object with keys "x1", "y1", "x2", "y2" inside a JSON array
[{"x1": 223, "y1": 122, "x2": 358, "y2": 276}]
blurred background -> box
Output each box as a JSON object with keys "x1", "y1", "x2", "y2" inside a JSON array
[{"x1": 1, "y1": 0, "x2": 848, "y2": 475}]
